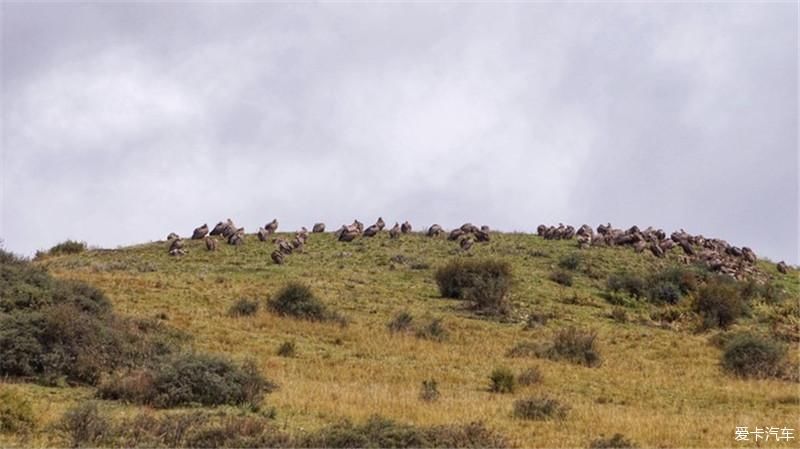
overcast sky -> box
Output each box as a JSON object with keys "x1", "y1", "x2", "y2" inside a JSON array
[{"x1": 1, "y1": 2, "x2": 797, "y2": 263}]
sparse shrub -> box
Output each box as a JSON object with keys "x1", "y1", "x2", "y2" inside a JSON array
[
  {"x1": 489, "y1": 367, "x2": 516, "y2": 393},
  {"x1": 0, "y1": 389, "x2": 35, "y2": 433},
  {"x1": 549, "y1": 270, "x2": 573, "y2": 287},
  {"x1": 47, "y1": 240, "x2": 87, "y2": 256},
  {"x1": 517, "y1": 367, "x2": 542, "y2": 386},
  {"x1": 415, "y1": 318, "x2": 448, "y2": 342},
  {"x1": 277, "y1": 341, "x2": 296, "y2": 357},
  {"x1": 99, "y1": 354, "x2": 274, "y2": 408},
  {"x1": 388, "y1": 311, "x2": 414, "y2": 333},
  {"x1": 558, "y1": 253, "x2": 582, "y2": 271},
  {"x1": 606, "y1": 272, "x2": 646, "y2": 298},
  {"x1": 650, "y1": 266, "x2": 700, "y2": 295},
  {"x1": 410, "y1": 261, "x2": 430, "y2": 270},
  {"x1": 228, "y1": 298, "x2": 259, "y2": 317},
  {"x1": 694, "y1": 278, "x2": 746, "y2": 329},
  {"x1": 303, "y1": 415, "x2": 429, "y2": 448},
  {"x1": 434, "y1": 259, "x2": 512, "y2": 314},
  {"x1": 524, "y1": 312, "x2": 553, "y2": 329},
  {"x1": 610, "y1": 308, "x2": 628, "y2": 323},
  {"x1": 419, "y1": 379, "x2": 440, "y2": 402},
  {"x1": 58, "y1": 402, "x2": 110, "y2": 448},
  {"x1": 425, "y1": 421, "x2": 509, "y2": 448},
  {"x1": 546, "y1": 327, "x2": 601, "y2": 367},
  {"x1": 512, "y1": 396, "x2": 569, "y2": 420},
  {"x1": 589, "y1": 433, "x2": 638, "y2": 448},
  {"x1": 722, "y1": 334, "x2": 786, "y2": 379},
  {"x1": 267, "y1": 282, "x2": 330, "y2": 321},
  {"x1": 647, "y1": 281, "x2": 681, "y2": 304}
]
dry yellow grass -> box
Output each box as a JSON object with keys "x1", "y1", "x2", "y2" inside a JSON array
[{"x1": 2, "y1": 231, "x2": 798, "y2": 447}]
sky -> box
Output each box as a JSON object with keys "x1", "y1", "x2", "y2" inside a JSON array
[{"x1": 1, "y1": 2, "x2": 797, "y2": 264}]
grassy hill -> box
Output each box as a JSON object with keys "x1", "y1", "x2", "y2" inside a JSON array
[{"x1": 1, "y1": 230, "x2": 798, "y2": 448}]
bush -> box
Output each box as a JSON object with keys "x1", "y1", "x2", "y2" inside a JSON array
[
  {"x1": 558, "y1": 253, "x2": 582, "y2": 271},
  {"x1": 606, "y1": 272, "x2": 646, "y2": 298},
  {"x1": 419, "y1": 379, "x2": 440, "y2": 402},
  {"x1": 58, "y1": 402, "x2": 110, "y2": 448},
  {"x1": 722, "y1": 334, "x2": 786, "y2": 379},
  {"x1": 434, "y1": 259, "x2": 512, "y2": 314},
  {"x1": 415, "y1": 318, "x2": 448, "y2": 342},
  {"x1": 99, "y1": 354, "x2": 275, "y2": 408},
  {"x1": 694, "y1": 278, "x2": 746, "y2": 329},
  {"x1": 47, "y1": 240, "x2": 87, "y2": 256},
  {"x1": 489, "y1": 367, "x2": 516, "y2": 393},
  {"x1": 512, "y1": 396, "x2": 569, "y2": 420},
  {"x1": 277, "y1": 341, "x2": 296, "y2": 357},
  {"x1": 506, "y1": 341, "x2": 544, "y2": 358},
  {"x1": 424, "y1": 421, "x2": 509, "y2": 448},
  {"x1": 517, "y1": 367, "x2": 543, "y2": 386},
  {"x1": 387, "y1": 311, "x2": 414, "y2": 333},
  {"x1": 610, "y1": 308, "x2": 628, "y2": 323},
  {"x1": 589, "y1": 433, "x2": 638, "y2": 448},
  {"x1": 267, "y1": 282, "x2": 331, "y2": 321},
  {"x1": 0, "y1": 388, "x2": 35, "y2": 434},
  {"x1": 228, "y1": 298, "x2": 259, "y2": 317},
  {"x1": 647, "y1": 281, "x2": 681, "y2": 304},
  {"x1": 524, "y1": 312, "x2": 553, "y2": 329},
  {"x1": 549, "y1": 270, "x2": 573, "y2": 287},
  {"x1": 546, "y1": 327, "x2": 601, "y2": 367},
  {"x1": 651, "y1": 266, "x2": 699, "y2": 295}
]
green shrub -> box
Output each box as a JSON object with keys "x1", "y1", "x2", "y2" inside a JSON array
[
  {"x1": 388, "y1": 311, "x2": 414, "y2": 333},
  {"x1": 589, "y1": 433, "x2": 638, "y2": 448},
  {"x1": 415, "y1": 318, "x2": 448, "y2": 342},
  {"x1": 694, "y1": 278, "x2": 746, "y2": 329},
  {"x1": 277, "y1": 341, "x2": 296, "y2": 357},
  {"x1": 434, "y1": 259, "x2": 512, "y2": 314},
  {"x1": 558, "y1": 253, "x2": 582, "y2": 271},
  {"x1": 267, "y1": 282, "x2": 331, "y2": 321},
  {"x1": 546, "y1": 327, "x2": 601, "y2": 367},
  {"x1": 489, "y1": 367, "x2": 516, "y2": 393},
  {"x1": 606, "y1": 272, "x2": 646, "y2": 298},
  {"x1": 0, "y1": 388, "x2": 35, "y2": 434},
  {"x1": 58, "y1": 402, "x2": 110, "y2": 448},
  {"x1": 650, "y1": 266, "x2": 700, "y2": 295},
  {"x1": 549, "y1": 270, "x2": 573, "y2": 287},
  {"x1": 99, "y1": 354, "x2": 274, "y2": 408},
  {"x1": 517, "y1": 367, "x2": 543, "y2": 386},
  {"x1": 512, "y1": 396, "x2": 569, "y2": 420},
  {"x1": 722, "y1": 334, "x2": 786, "y2": 379},
  {"x1": 48, "y1": 240, "x2": 87, "y2": 256},
  {"x1": 647, "y1": 281, "x2": 681, "y2": 304},
  {"x1": 228, "y1": 298, "x2": 259, "y2": 317},
  {"x1": 419, "y1": 379, "x2": 440, "y2": 402}
]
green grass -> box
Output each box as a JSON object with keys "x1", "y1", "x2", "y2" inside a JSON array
[{"x1": 4, "y1": 231, "x2": 798, "y2": 448}]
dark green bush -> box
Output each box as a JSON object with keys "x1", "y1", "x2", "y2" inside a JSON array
[
  {"x1": 419, "y1": 379, "x2": 440, "y2": 402},
  {"x1": 546, "y1": 327, "x2": 601, "y2": 367},
  {"x1": 512, "y1": 396, "x2": 569, "y2": 420},
  {"x1": 722, "y1": 334, "x2": 786, "y2": 379},
  {"x1": 58, "y1": 402, "x2": 110, "y2": 448},
  {"x1": 489, "y1": 367, "x2": 516, "y2": 393},
  {"x1": 606, "y1": 272, "x2": 646, "y2": 298},
  {"x1": 0, "y1": 389, "x2": 35, "y2": 434},
  {"x1": 434, "y1": 259, "x2": 512, "y2": 314},
  {"x1": 589, "y1": 433, "x2": 638, "y2": 448},
  {"x1": 267, "y1": 282, "x2": 331, "y2": 321},
  {"x1": 647, "y1": 281, "x2": 681, "y2": 304},
  {"x1": 694, "y1": 278, "x2": 746, "y2": 329},
  {"x1": 277, "y1": 341, "x2": 296, "y2": 357},
  {"x1": 651, "y1": 266, "x2": 700, "y2": 295},
  {"x1": 388, "y1": 311, "x2": 414, "y2": 333},
  {"x1": 47, "y1": 240, "x2": 87, "y2": 256},
  {"x1": 549, "y1": 270, "x2": 573, "y2": 287},
  {"x1": 99, "y1": 354, "x2": 275, "y2": 408},
  {"x1": 517, "y1": 367, "x2": 543, "y2": 386},
  {"x1": 558, "y1": 253, "x2": 582, "y2": 271},
  {"x1": 228, "y1": 298, "x2": 259, "y2": 317}
]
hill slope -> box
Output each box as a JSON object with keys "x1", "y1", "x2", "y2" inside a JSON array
[{"x1": 3, "y1": 231, "x2": 799, "y2": 447}]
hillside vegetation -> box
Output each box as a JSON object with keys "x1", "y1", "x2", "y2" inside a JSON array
[{"x1": 1, "y1": 229, "x2": 798, "y2": 448}]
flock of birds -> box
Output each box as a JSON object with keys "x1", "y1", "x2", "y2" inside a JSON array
[
  {"x1": 164, "y1": 218, "x2": 492, "y2": 265},
  {"x1": 163, "y1": 218, "x2": 792, "y2": 275}
]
